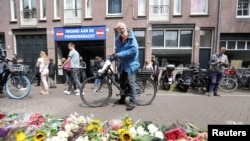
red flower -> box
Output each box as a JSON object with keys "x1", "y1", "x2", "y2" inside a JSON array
[
  {"x1": 0, "y1": 113, "x2": 5, "y2": 120},
  {"x1": 165, "y1": 127, "x2": 187, "y2": 141}
]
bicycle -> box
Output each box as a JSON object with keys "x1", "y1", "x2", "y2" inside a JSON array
[
  {"x1": 219, "y1": 68, "x2": 238, "y2": 93},
  {"x1": 5, "y1": 64, "x2": 31, "y2": 99},
  {"x1": 80, "y1": 58, "x2": 157, "y2": 107}
]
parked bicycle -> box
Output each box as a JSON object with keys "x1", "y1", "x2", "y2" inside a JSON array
[
  {"x1": 219, "y1": 68, "x2": 238, "y2": 93},
  {"x1": 80, "y1": 56, "x2": 157, "y2": 107},
  {"x1": 2, "y1": 59, "x2": 31, "y2": 99}
]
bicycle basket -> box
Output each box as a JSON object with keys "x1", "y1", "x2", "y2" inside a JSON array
[
  {"x1": 137, "y1": 69, "x2": 153, "y2": 77},
  {"x1": 224, "y1": 68, "x2": 236, "y2": 77},
  {"x1": 9, "y1": 64, "x2": 29, "y2": 72}
]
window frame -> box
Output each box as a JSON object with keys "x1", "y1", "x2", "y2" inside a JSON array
[
  {"x1": 85, "y1": 0, "x2": 92, "y2": 18},
  {"x1": 152, "y1": 29, "x2": 193, "y2": 49},
  {"x1": 40, "y1": 0, "x2": 46, "y2": 20},
  {"x1": 106, "y1": 0, "x2": 122, "y2": 17},
  {"x1": 138, "y1": 0, "x2": 146, "y2": 16},
  {"x1": 53, "y1": 0, "x2": 60, "y2": 19},
  {"x1": 20, "y1": 0, "x2": 37, "y2": 19},
  {"x1": 236, "y1": 0, "x2": 250, "y2": 18},
  {"x1": 64, "y1": 0, "x2": 82, "y2": 18},
  {"x1": 173, "y1": 0, "x2": 182, "y2": 16},
  {"x1": 220, "y1": 40, "x2": 250, "y2": 50},
  {"x1": 190, "y1": 0, "x2": 208, "y2": 15},
  {"x1": 10, "y1": 0, "x2": 17, "y2": 21},
  {"x1": 199, "y1": 29, "x2": 213, "y2": 48}
]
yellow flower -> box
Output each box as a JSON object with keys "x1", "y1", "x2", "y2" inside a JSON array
[
  {"x1": 34, "y1": 132, "x2": 46, "y2": 141},
  {"x1": 15, "y1": 131, "x2": 26, "y2": 141},
  {"x1": 92, "y1": 119, "x2": 100, "y2": 125},
  {"x1": 120, "y1": 130, "x2": 132, "y2": 141},
  {"x1": 117, "y1": 128, "x2": 126, "y2": 134},
  {"x1": 97, "y1": 126, "x2": 102, "y2": 133},
  {"x1": 87, "y1": 124, "x2": 94, "y2": 131}
]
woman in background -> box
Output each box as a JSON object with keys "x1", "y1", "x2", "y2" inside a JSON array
[{"x1": 36, "y1": 51, "x2": 49, "y2": 95}]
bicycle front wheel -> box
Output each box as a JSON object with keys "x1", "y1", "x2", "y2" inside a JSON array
[
  {"x1": 219, "y1": 77, "x2": 238, "y2": 93},
  {"x1": 5, "y1": 75, "x2": 31, "y2": 99},
  {"x1": 80, "y1": 76, "x2": 112, "y2": 107},
  {"x1": 135, "y1": 77, "x2": 157, "y2": 106}
]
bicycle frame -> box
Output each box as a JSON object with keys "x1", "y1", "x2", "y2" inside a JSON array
[{"x1": 98, "y1": 64, "x2": 127, "y2": 96}]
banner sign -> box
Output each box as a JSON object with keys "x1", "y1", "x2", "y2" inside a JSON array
[{"x1": 54, "y1": 26, "x2": 106, "y2": 41}]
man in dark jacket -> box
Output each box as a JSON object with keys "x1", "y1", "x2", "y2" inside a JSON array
[{"x1": 48, "y1": 58, "x2": 57, "y2": 88}]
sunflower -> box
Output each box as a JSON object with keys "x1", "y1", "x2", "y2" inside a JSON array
[
  {"x1": 87, "y1": 124, "x2": 94, "y2": 132},
  {"x1": 14, "y1": 131, "x2": 26, "y2": 141},
  {"x1": 119, "y1": 130, "x2": 132, "y2": 141},
  {"x1": 34, "y1": 131, "x2": 46, "y2": 141}
]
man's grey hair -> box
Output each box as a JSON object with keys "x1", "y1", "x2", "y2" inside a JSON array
[{"x1": 116, "y1": 22, "x2": 127, "y2": 29}]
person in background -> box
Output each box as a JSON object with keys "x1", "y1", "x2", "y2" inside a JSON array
[
  {"x1": 93, "y1": 56, "x2": 104, "y2": 88},
  {"x1": 0, "y1": 57, "x2": 10, "y2": 94},
  {"x1": 12, "y1": 54, "x2": 17, "y2": 64},
  {"x1": 152, "y1": 55, "x2": 160, "y2": 86},
  {"x1": 208, "y1": 46, "x2": 229, "y2": 96},
  {"x1": 63, "y1": 56, "x2": 77, "y2": 94},
  {"x1": 48, "y1": 57, "x2": 57, "y2": 88},
  {"x1": 143, "y1": 59, "x2": 153, "y2": 72},
  {"x1": 79, "y1": 56, "x2": 87, "y2": 83},
  {"x1": 62, "y1": 42, "x2": 82, "y2": 96},
  {"x1": 36, "y1": 51, "x2": 49, "y2": 95},
  {"x1": 113, "y1": 22, "x2": 140, "y2": 111}
]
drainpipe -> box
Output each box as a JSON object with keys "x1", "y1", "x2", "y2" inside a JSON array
[{"x1": 216, "y1": 0, "x2": 221, "y2": 53}]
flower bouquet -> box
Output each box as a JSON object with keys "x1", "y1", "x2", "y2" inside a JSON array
[{"x1": 0, "y1": 111, "x2": 208, "y2": 141}]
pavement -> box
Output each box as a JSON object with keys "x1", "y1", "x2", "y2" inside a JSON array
[{"x1": 0, "y1": 83, "x2": 250, "y2": 130}]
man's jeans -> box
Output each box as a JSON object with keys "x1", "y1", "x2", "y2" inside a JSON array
[
  {"x1": 69, "y1": 68, "x2": 82, "y2": 90},
  {"x1": 209, "y1": 71, "x2": 224, "y2": 93},
  {"x1": 119, "y1": 71, "x2": 137, "y2": 102}
]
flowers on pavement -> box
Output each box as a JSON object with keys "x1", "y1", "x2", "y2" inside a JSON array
[{"x1": 0, "y1": 111, "x2": 208, "y2": 141}]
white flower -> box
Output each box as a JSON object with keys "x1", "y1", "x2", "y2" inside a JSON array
[
  {"x1": 45, "y1": 136, "x2": 68, "y2": 141},
  {"x1": 147, "y1": 124, "x2": 158, "y2": 134},
  {"x1": 154, "y1": 131, "x2": 164, "y2": 139},
  {"x1": 78, "y1": 116, "x2": 87, "y2": 124},
  {"x1": 57, "y1": 131, "x2": 69, "y2": 138},
  {"x1": 136, "y1": 126, "x2": 148, "y2": 136},
  {"x1": 76, "y1": 136, "x2": 89, "y2": 141},
  {"x1": 129, "y1": 127, "x2": 137, "y2": 137}
]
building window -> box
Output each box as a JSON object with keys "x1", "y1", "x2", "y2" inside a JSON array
[
  {"x1": 85, "y1": 0, "x2": 92, "y2": 18},
  {"x1": 173, "y1": 0, "x2": 181, "y2": 15},
  {"x1": 10, "y1": 0, "x2": 17, "y2": 21},
  {"x1": 40, "y1": 0, "x2": 46, "y2": 20},
  {"x1": 64, "y1": 0, "x2": 82, "y2": 18},
  {"x1": 152, "y1": 31, "x2": 164, "y2": 47},
  {"x1": 190, "y1": 0, "x2": 208, "y2": 15},
  {"x1": 134, "y1": 30, "x2": 146, "y2": 69},
  {"x1": 21, "y1": 0, "x2": 37, "y2": 19},
  {"x1": 107, "y1": 0, "x2": 122, "y2": 16},
  {"x1": 180, "y1": 30, "x2": 193, "y2": 47},
  {"x1": 152, "y1": 29, "x2": 193, "y2": 48},
  {"x1": 138, "y1": 0, "x2": 146, "y2": 16},
  {"x1": 134, "y1": 30, "x2": 146, "y2": 48},
  {"x1": 54, "y1": 0, "x2": 60, "y2": 19},
  {"x1": 149, "y1": 0, "x2": 170, "y2": 21},
  {"x1": 221, "y1": 40, "x2": 250, "y2": 50},
  {"x1": 237, "y1": 0, "x2": 250, "y2": 17},
  {"x1": 200, "y1": 29, "x2": 212, "y2": 48},
  {"x1": 165, "y1": 30, "x2": 178, "y2": 47}
]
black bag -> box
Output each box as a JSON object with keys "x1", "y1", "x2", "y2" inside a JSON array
[{"x1": 35, "y1": 72, "x2": 41, "y2": 78}]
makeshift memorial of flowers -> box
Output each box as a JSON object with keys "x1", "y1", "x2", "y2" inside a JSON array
[{"x1": 0, "y1": 111, "x2": 208, "y2": 141}]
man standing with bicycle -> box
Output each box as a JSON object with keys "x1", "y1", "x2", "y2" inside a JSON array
[
  {"x1": 208, "y1": 46, "x2": 229, "y2": 96},
  {"x1": 113, "y1": 22, "x2": 140, "y2": 111}
]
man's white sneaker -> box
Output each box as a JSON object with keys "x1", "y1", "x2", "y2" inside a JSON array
[
  {"x1": 74, "y1": 89, "x2": 80, "y2": 93},
  {"x1": 75, "y1": 92, "x2": 84, "y2": 96},
  {"x1": 64, "y1": 91, "x2": 71, "y2": 95}
]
